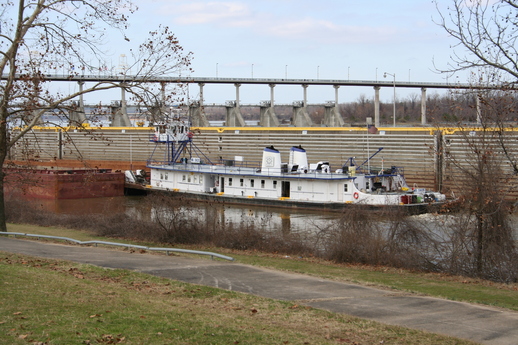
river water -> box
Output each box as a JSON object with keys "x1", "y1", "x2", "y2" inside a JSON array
[
  {"x1": 34, "y1": 195, "x2": 341, "y2": 234},
  {"x1": 33, "y1": 195, "x2": 518, "y2": 239}
]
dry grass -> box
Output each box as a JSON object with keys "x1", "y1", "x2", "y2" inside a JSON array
[{"x1": 0, "y1": 252, "x2": 477, "y2": 345}]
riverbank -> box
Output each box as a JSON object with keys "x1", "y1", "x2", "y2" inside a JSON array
[
  {"x1": 1, "y1": 246, "x2": 478, "y2": 345},
  {"x1": 4, "y1": 223, "x2": 518, "y2": 312}
]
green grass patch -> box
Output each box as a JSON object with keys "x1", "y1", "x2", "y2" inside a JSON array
[
  {"x1": 225, "y1": 251, "x2": 518, "y2": 311},
  {"x1": 5, "y1": 222, "x2": 518, "y2": 312},
  {"x1": 0, "y1": 252, "x2": 476, "y2": 345}
]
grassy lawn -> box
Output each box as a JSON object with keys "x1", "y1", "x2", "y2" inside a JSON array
[
  {"x1": 5, "y1": 222, "x2": 517, "y2": 312},
  {"x1": 0, "y1": 252, "x2": 477, "y2": 345}
]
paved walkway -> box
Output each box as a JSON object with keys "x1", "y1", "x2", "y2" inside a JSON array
[{"x1": 1, "y1": 237, "x2": 517, "y2": 345}]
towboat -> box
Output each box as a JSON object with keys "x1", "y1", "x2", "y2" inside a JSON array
[{"x1": 142, "y1": 119, "x2": 446, "y2": 212}]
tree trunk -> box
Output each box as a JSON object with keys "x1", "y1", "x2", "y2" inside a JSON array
[
  {"x1": 0, "y1": 171, "x2": 5, "y2": 232},
  {"x1": 475, "y1": 213, "x2": 484, "y2": 277},
  {"x1": 0, "y1": 114, "x2": 7, "y2": 232}
]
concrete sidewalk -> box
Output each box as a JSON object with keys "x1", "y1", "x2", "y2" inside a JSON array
[{"x1": 1, "y1": 237, "x2": 517, "y2": 345}]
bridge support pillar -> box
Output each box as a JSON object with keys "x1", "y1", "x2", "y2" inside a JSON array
[
  {"x1": 421, "y1": 88, "x2": 427, "y2": 125},
  {"x1": 323, "y1": 86, "x2": 344, "y2": 126},
  {"x1": 322, "y1": 85, "x2": 344, "y2": 127},
  {"x1": 260, "y1": 84, "x2": 280, "y2": 126},
  {"x1": 224, "y1": 84, "x2": 245, "y2": 126},
  {"x1": 225, "y1": 102, "x2": 245, "y2": 126},
  {"x1": 224, "y1": 83, "x2": 245, "y2": 126},
  {"x1": 189, "y1": 101, "x2": 209, "y2": 127},
  {"x1": 260, "y1": 103, "x2": 279, "y2": 127},
  {"x1": 323, "y1": 103, "x2": 339, "y2": 126},
  {"x1": 374, "y1": 86, "x2": 380, "y2": 127},
  {"x1": 189, "y1": 83, "x2": 209, "y2": 126},
  {"x1": 291, "y1": 85, "x2": 313, "y2": 127},
  {"x1": 69, "y1": 81, "x2": 87, "y2": 125},
  {"x1": 111, "y1": 84, "x2": 131, "y2": 127},
  {"x1": 148, "y1": 82, "x2": 168, "y2": 124}
]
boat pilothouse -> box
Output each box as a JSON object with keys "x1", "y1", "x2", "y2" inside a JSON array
[{"x1": 143, "y1": 118, "x2": 446, "y2": 210}]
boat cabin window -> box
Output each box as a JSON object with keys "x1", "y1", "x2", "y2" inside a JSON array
[
  {"x1": 366, "y1": 181, "x2": 370, "y2": 190},
  {"x1": 182, "y1": 175, "x2": 186, "y2": 181},
  {"x1": 240, "y1": 178, "x2": 244, "y2": 187},
  {"x1": 188, "y1": 175, "x2": 191, "y2": 183},
  {"x1": 273, "y1": 181, "x2": 277, "y2": 189},
  {"x1": 160, "y1": 173, "x2": 163, "y2": 180},
  {"x1": 165, "y1": 172, "x2": 168, "y2": 180},
  {"x1": 250, "y1": 179, "x2": 255, "y2": 187},
  {"x1": 157, "y1": 125, "x2": 166, "y2": 134},
  {"x1": 229, "y1": 178, "x2": 233, "y2": 186},
  {"x1": 261, "y1": 180, "x2": 265, "y2": 188},
  {"x1": 344, "y1": 184, "x2": 348, "y2": 192}
]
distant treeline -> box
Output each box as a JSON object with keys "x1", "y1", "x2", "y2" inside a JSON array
[{"x1": 201, "y1": 90, "x2": 518, "y2": 126}]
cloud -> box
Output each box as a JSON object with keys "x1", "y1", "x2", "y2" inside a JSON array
[
  {"x1": 157, "y1": 1, "x2": 421, "y2": 46},
  {"x1": 164, "y1": 1, "x2": 253, "y2": 26},
  {"x1": 263, "y1": 19, "x2": 401, "y2": 44}
]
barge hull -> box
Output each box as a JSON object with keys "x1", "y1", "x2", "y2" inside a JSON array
[
  {"x1": 5, "y1": 168, "x2": 125, "y2": 200},
  {"x1": 146, "y1": 187, "x2": 442, "y2": 215}
]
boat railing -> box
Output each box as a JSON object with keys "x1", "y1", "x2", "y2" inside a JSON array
[
  {"x1": 218, "y1": 159, "x2": 262, "y2": 169},
  {"x1": 147, "y1": 161, "x2": 365, "y2": 179}
]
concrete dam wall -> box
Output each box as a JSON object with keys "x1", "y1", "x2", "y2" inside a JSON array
[{"x1": 10, "y1": 126, "x2": 518, "y2": 196}]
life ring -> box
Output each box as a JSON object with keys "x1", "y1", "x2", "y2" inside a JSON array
[{"x1": 353, "y1": 192, "x2": 359, "y2": 199}]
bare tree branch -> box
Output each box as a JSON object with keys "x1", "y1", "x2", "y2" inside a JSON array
[
  {"x1": 0, "y1": 0, "x2": 193, "y2": 231},
  {"x1": 433, "y1": 0, "x2": 518, "y2": 82}
]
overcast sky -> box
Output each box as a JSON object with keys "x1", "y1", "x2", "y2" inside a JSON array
[{"x1": 85, "y1": 0, "x2": 464, "y2": 104}]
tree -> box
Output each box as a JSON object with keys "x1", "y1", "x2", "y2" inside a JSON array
[
  {"x1": 434, "y1": 0, "x2": 518, "y2": 281},
  {"x1": 0, "y1": 0, "x2": 193, "y2": 231},
  {"x1": 433, "y1": 0, "x2": 518, "y2": 81}
]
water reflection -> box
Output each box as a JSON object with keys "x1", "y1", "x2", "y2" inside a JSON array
[
  {"x1": 28, "y1": 195, "x2": 518, "y2": 238},
  {"x1": 30, "y1": 196, "x2": 143, "y2": 216},
  {"x1": 35, "y1": 196, "x2": 340, "y2": 234}
]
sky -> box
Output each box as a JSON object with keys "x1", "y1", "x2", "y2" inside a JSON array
[{"x1": 81, "y1": 0, "x2": 464, "y2": 105}]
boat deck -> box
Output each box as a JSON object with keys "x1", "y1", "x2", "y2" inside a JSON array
[{"x1": 147, "y1": 162, "x2": 370, "y2": 180}]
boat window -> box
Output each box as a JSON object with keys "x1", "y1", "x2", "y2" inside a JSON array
[
  {"x1": 273, "y1": 181, "x2": 277, "y2": 189},
  {"x1": 229, "y1": 178, "x2": 233, "y2": 186},
  {"x1": 297, "y1": 185, "x2": 302, "y2": 191},
  {"x1": 199, "y1": 176, "x2": 203, "y2": 184},
  {"x1": 261, "y1": 180, "x2": 265, "y2": 188},
  {"x1": 160, "y1": 173, "x2": 163, "y2": 180},
  {"x1": 366, "y1": 181, "x2": 370, "y2": 190},
  {"x1": 240, "y1": 179, "x2": 244, "y2": 187},
  {"x1": 250, "y1": 179, "x2": 254, "y2": 187},
  {"x1": 182, "y1": 175, "x2": 186, "y2": 181},
  {"x1": 194, "y1": 175, "x2": 197, "y2": 184},
  {"x1": 165, "y1": 172, "x2": 168, "y2": 180},
  {"x1": 344, "y1": 184, "x2": 348, "y2": 192},
  {"x1": 188, "y1": 175, "x2": 191, "y2": 183}
]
